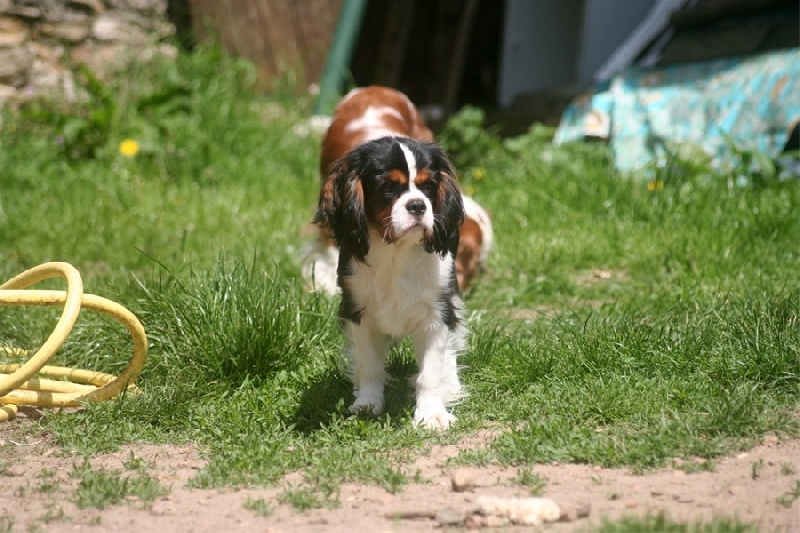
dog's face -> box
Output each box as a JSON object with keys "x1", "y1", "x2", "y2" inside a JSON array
[{"x1": 314, "y1": 136, "x2": 464, "y2": 263}]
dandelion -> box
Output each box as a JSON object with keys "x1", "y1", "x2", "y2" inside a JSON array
[
  {"x1": 119, "y1": 139, "x2": 140, "y2": 158},
  {"x1": 647, "y1": 180, "x2": 664, "y2": 192},
  {"x1": 471, "y1": 167, "x2": 487, "y2": 180}
]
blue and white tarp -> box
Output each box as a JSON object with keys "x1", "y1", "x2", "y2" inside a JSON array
[{"x1": 555, "y1": 49, "x2": 800, "y2": 174}]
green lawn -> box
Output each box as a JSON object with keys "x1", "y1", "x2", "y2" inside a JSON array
[{"x1": 1, "y1": 47, "x2": 798, "y2": 514}]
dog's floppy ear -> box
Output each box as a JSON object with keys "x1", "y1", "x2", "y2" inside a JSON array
[
  {"x1": 426, "y1": 146, "x2": 464, "y2": 257},
  {"x1": 313, "y1": 154, "x2": 370, "y2": 262}
]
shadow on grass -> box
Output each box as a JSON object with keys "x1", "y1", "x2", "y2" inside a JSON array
[{"x1": 293, "y1": 352, "x2": 420, "y2": 434}]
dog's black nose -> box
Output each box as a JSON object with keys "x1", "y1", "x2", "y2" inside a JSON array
[{"x1": 406, "y1": 199, "x2": 426, "y2": 216}]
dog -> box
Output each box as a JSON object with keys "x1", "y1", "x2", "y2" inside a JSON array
[
  {"x1": 313, "y1": 134, "x2": 467, "y2": 429},
  {"x1": 302, "y1": 86, "x2": 492, "y2": 295}
]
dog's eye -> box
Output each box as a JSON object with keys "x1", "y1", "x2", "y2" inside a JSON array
[
  {"x1": 416, "y1": 179, "x2": 437, "y2": 195},
  {"x1": 380, "y1": 181, "x2": 401, "y2": 196}
]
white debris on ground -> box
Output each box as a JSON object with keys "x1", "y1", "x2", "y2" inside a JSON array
[{"x1": 476, "y1": 495, "x2": 563, "y2": 526}]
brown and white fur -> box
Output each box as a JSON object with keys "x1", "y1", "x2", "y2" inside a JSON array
[
  {"x1": 314, "y1": 135, "x2": 467, "y2": 429},
  {"x1": 302, "y1": 86, "x2": 492, "y2": 295}
]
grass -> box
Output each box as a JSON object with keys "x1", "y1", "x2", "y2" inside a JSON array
[
  {"x1": 70, "y1": 457, "x2": 168, "y2": 510},
  {"x1": 594, "y1": 513, "x2": 757, "y2": 532},
  {"x1": 243, "y1": 496, "x2": 273, "y2": 517},
  {"x1": 1, "y1": 44, "x2": 799, "y2": 524},
  {"x1": 776, "y1": 479, "x2": 800, "y2": 508},
  {"x1": 509, "y1": 467, "x2": 547, "y2": 495}
]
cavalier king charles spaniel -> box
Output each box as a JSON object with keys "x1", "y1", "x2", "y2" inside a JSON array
[
  {"x1": 303, "y1": 86, "x2": 492, "y2": 295},
  {"x1": 314, "y1": 134, "x2": 468, "y2": 430}
]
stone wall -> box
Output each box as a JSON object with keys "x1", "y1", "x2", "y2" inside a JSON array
[{"x1": 0, "y1": 0, "x2": 174, "y2": 103}]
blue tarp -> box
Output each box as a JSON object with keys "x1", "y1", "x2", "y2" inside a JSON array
[{"x1": 555, "y1": 48, "x2": 800, "y2": 174}]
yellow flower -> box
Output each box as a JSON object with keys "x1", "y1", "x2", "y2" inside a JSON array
[
  {"x1": 119, "y1": 139, "x2": 140, "y2": 158},
  {"x1": 464, "y1": 184, "x2": 475, "y2": 196},
  {"x1": 647, "y1": 180, "x2": 664, "y2": 192},
  {"x1": 471, "y1": 167, "x2": 487, "y2": 180}
]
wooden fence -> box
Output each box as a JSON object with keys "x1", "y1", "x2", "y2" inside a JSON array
[{"x1": 189, "y1": 0, "x2": 343, "y2": 91}]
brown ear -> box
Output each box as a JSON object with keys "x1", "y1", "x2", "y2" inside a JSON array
[{"x1": 313, "y1": 156, "x2": 370, "y2": 262}]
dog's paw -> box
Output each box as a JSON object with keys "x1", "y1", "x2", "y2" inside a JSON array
[
  {"x1": 414, "y1": 410, "x2": 456, "y2": 430},
  {"x1": 413, "y1": 398, "x2": 455, "y2": 430},
  {"x1": 348, "y1": 395, "x2": 384, "y2": 415}
]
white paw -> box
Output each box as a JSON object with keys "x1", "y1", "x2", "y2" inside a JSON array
[
  {"x1": 414, "y1": 410, "x2": 456, "y2": 430},
  {"x1": 413, "y1": 397, "x2": 455, "y2": 430},
  {"x1": 348, "y1": 395, "x2": 384, "y2": 415}
]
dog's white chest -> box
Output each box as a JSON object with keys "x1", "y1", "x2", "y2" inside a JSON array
[{"x1": 350, "y1": 244, "x2": 447, "y2": 336}]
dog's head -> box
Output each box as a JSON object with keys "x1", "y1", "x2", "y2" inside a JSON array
[{"x1": 314, "y1": 136, "x2": 464, "y2": 262}]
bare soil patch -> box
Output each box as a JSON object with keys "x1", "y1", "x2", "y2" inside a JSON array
[{"x1": 2, "y1": 419, "x2": 798, "y2": 532}]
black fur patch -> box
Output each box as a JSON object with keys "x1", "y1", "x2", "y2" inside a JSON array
[{"x1": 337, "y1": 248, "x2": 364, "y2": 324}]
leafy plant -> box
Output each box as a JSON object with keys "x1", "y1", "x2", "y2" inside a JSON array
[
  {"x1": 74, "y1": 464, "x2": 168, "y2": 510},
  {"x1": 510, "y1": 467, "x2": 547, "y2": 495},
  {"x1": 36, "y1": 468, "x2": 59, "y2": 494},
  {"x1": 437, "y1": 105, "x2": 503, "y2": 172},
  {"x1": 776, "y1": 480, "x2": 800, "y2": 508},
  {"x1": 751, "y1": 458, "x2": 764, "y2": 480},
  {"x1": 37, "y1": 503, "x2": 65, "y2": 525},
  {"x1": 243, "y1": 497, "x2": 273, "y2": 517},
  {"x1": 721, "y1": 133, "x2": 779, "y2": 188},
  {"x1": 15, "y1": 64, "x2": 189, "y2": 161},
  {"x1": 596, "y1": 513, "x2": 756, "y2": 532},
  {"x1": 278, "y1": 484, "x2": 339, "y2": 511}
]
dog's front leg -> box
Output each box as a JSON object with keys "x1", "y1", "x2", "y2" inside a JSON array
[
  {"x1": 346, "y1": 320, "x2": 388, "y2": 415},
  {"x1": 412, "y1": 327, "x2": 461, "y2": 430}
]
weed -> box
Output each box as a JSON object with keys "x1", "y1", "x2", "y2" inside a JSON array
[
  {"x1": 38, "y1": 502, "x2": 65, "y2": 524},
  {"x1": 437, "y1": 106, "x2": 503, "y2": 173},
  {"x1": 35, "y1": 468, "x2": 59, "y2": 494},
  {"x1": 74, "y1": 466, "x2": 167, "y2": 510},
  {"x1": 449, "y1": 448, "x2": 496, "y2": 468},
  {"x1": 122, "y1": 451, "x2": 152, "y2": 471},
  {"x1": 596, "y1": 512, "x2": 756, "y2": 531},
  {"x1": 673, "y1": 460, "x2": 717, "y2": 475},
  {"x1": 776, "y1": 480, "x2": 800, "y2": 508},
  {"x1": 751, "y1": 459, "x2": 764, "y2": 480},
  {"x1": 243, "y1": 497, "x2": 273, "y2": 517},
  {"x1": 780, "y1": 462, "x2": 796, "y2": 475},
  {"x1": 510, "y1": 467, "x2": 547, "y2": 495},
  {"x1": 278, "y1": 484, "x2": 339, "y2": 511}
]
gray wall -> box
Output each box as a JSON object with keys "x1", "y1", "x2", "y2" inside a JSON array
[{"x1": 498, "y1": 0, "x2": 658, "y2": 108}]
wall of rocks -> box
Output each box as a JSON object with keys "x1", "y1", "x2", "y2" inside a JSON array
[{"x1": 0, "y1": 0, "x2": 174, "y2": 103}]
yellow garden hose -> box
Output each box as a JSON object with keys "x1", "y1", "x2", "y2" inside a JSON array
[{"x1": 0, "y1": 262, "x2": 147, "y2": 422}]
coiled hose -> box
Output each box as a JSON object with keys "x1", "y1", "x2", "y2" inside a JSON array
[{"x1": 0, "y1": 262, "x2": 147, "y2": 422}]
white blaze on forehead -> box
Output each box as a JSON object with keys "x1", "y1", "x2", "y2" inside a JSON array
[{"x1": 398, "y1": 143, "x2": 417, "y2": 188}]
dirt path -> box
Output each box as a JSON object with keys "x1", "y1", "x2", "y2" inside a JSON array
[{"x1": 2, "y1": 422, "x2": 798, "y2": 532}]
